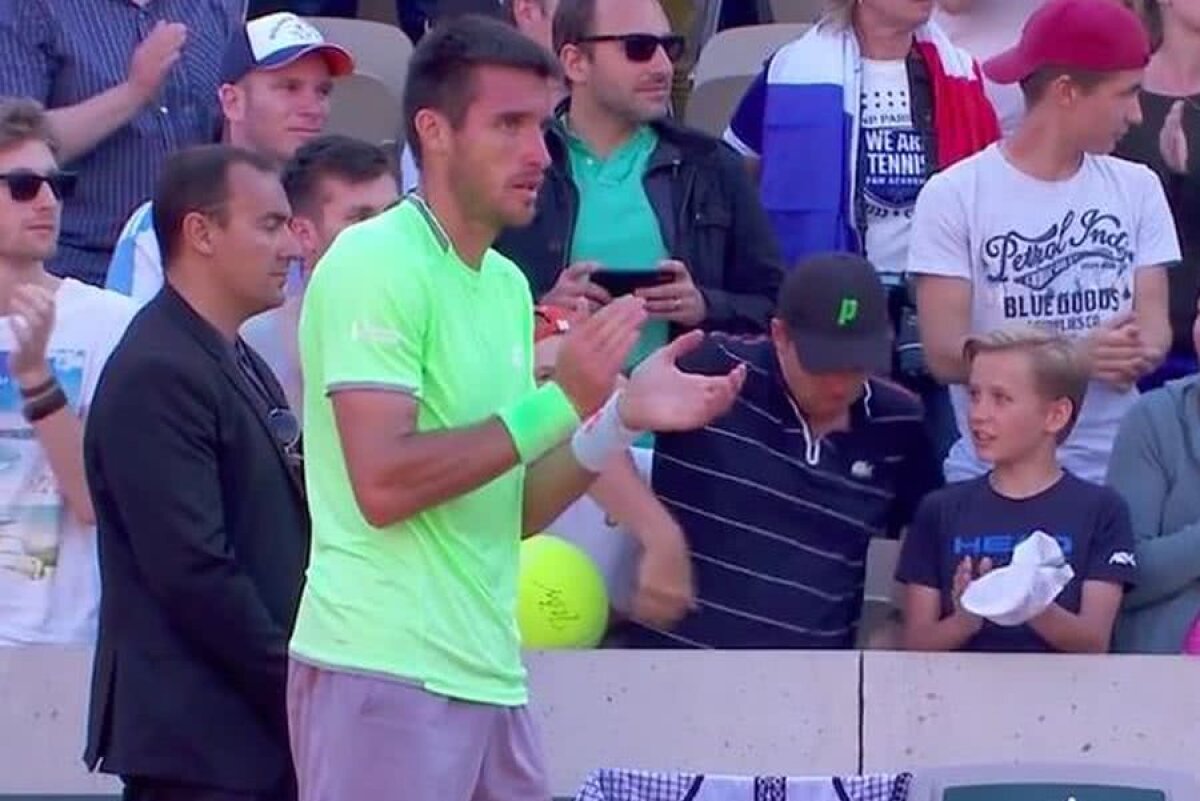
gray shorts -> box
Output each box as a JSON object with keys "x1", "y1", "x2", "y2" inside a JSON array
[{"x1": 287, "y1": 659, "x2": 549, "y2": 801}]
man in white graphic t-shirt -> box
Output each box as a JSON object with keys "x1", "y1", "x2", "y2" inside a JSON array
[
  {"x1": 0, "y1": 98, "x2": 135, "y2": 644},
  {"x1": 910, "y1": 0, "x2": 1179, "y2": 485}
]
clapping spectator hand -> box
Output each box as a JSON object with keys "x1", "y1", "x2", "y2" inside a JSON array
[
  {"x1": 952, "y1": 555, "x2": 994, "y2": 632},
  {"x1": 127, "y1": 22, "x2": 188, "y2": 105},
  {"x1": 1160, "y1": 99, "x2": 1189, "y2": 176},
  {"x1": 8, "y1": 284, "x2": 56, "y2": 387},
  {"x1": 1084, "y1": 312, "x2": 1154, "y2": 391}
]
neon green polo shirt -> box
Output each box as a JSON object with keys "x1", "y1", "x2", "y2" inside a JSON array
[
  {"x1": 290, "y1": 197, "x2": 536, "y2": 706},
  {"x1": 567, "y1": 124, "x2": 670, "y2": 368}
]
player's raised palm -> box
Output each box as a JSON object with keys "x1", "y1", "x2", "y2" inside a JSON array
[
  {"x1": 619, "y1": 330, "x2": 746, "y2": 432},
  {"x1": 554, "y1": 296, "x2": 646, "y2": 418}
]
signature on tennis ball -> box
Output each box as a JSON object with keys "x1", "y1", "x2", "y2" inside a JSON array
[{"x1": 535, "y1": 584, "x2": 581, "y2": 630}]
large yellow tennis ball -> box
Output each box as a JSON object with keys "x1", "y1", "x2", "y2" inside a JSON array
[{"x1": 517, "y1": 534, "x2": 609, "y2": 649}]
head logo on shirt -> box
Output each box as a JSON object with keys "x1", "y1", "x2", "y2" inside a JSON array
[{"x1": 836, "y1": 297, "x2": 859, "y2": 327}]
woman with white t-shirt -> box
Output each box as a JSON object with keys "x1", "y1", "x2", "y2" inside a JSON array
[{"x1": 725, "y1": 0, "x2": 999, "y2": 458}]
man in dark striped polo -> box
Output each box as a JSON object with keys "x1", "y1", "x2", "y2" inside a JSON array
[
  {"x1": 0, "y1": 1, "x2": 245, "y2": 286},
  {"x1": 626, "y1": 253, "x2": 944, "y2": 649}
]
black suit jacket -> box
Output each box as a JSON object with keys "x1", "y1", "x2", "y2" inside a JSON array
[{"x1": 82, "y1": 286, "x2": 310, "y2": 792}]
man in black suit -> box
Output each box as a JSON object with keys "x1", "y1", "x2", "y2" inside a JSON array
[{"x1": 83, "y1": 145, "x2": 309, "y2": 801}]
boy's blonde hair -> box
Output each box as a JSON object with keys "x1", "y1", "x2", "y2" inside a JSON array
[{"x1": 963, "y1": 326, "x2": 1090, "y2": 444}]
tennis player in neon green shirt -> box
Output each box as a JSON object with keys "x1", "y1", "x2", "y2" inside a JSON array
[{"x1": 286, "y1": 15, "x2": 745, "y2": 801}]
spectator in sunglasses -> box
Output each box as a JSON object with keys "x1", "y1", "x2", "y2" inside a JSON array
[
  {"x1": 496, "y1": 0, "x2": 783, "y2": 371},
  {"x1": 0, "y1": 98, "x2": 135, "y2": 647},
  {"x1": 0, "y1": 1, "x2": 243, "y2": 287},
  {"x1": 83, "y1": 145, "x2": 310, "y2": 801}
]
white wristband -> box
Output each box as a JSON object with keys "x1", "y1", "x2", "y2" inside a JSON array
[{"x1": 570, "y1": 391, "x2": 642, "y2": 473}]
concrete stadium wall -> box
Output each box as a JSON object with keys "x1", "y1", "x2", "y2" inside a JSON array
[
  {"x1": 862, "y1": 651, "x2": 1200, "y2": 775},
  {"x1": 1, "y1": 648, "x2": 1196, "y2": 798}
]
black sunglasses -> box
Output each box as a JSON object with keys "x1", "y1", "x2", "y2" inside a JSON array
[
  {"x1": 268, "y1": 407, "x2": 301, "y2": 450},
  {"x1": 268, "y1": 407, "x2": 304, "y2": 470},
  {"x1": 0, "y1": 171, "x2": 76, "y2": 203},
  {"x1": 576, "y1": 33, "x2": 686, "y2": 64}
]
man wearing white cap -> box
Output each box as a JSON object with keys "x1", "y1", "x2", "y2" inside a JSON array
[{"x1": 105, "y1": 12, "x2": 354, "y2": 306}]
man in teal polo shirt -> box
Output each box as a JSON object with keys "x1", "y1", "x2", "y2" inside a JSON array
[
  {"x1": 567, "y1": 124, "x2": 671, "y2": 366},
  {"x1": 496, "y1": 0, "x2": 784, "y2": 352},
  {"x1": 287, "y1": 16, "x2": 745, "y2": 801}
]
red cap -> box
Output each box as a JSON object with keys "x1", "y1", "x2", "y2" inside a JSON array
[
  {"x1": 534, "y1": 305, "x2": 571, "y2": 343},
  {"x1": 983, "y1": 0, "x2": 1150, "y2": 85}
]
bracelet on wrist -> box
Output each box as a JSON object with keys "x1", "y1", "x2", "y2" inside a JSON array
[
  {"x1": 17, "y1": 374, "x2": 56, "y2": 400},
  {"x1": 22, "y1": 385, "x2": 67, "y2": 424}
]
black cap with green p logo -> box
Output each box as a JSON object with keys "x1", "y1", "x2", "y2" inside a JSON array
[{"x1": 776, "y1": 252, "x2": 892, "y2": 374}]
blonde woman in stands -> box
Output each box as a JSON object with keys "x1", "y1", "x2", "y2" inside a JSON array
[
  {"x1": 1114, "y1": 0, "x2": 1200, "y2": 388},
  {"x1": 725, "y1": 0, "x2": 999, "y2": 460}
]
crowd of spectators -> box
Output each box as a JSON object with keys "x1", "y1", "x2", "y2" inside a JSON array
[{"x1": 1, "y1": 0, "x2": 1200, "y2": 798}]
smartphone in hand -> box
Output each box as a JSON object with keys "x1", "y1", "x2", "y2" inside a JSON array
[{"x1": 589, "y1": 268, "x2": 673, "y2": 298}]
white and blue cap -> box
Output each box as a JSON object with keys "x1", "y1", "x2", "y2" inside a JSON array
[{"x1": 220, "y1": 12, "x2": 355, "y2": 85}]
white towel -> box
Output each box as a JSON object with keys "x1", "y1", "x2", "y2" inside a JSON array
[{"x1": 962, "y1": 530, "x2": 1075, "y2": 626}]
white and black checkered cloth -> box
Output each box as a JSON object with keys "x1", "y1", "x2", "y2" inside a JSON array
[{"x1": 574, "y1": 769, "x2": 912, "y2": 801}]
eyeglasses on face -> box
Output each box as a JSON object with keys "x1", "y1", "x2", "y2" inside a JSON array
[
  {"x1": 0, "y1": 171, "x2": 77, "y2": 203},
  {"x1": 575, "y1": 33, "x2": 686, "y2": 64}
]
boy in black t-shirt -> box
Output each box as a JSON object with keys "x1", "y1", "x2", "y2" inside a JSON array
[{"x1": 897, "y1": 327, "x2": 1137, "y2": 652}]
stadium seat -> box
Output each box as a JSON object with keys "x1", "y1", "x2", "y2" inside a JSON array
[
  {"x1": 308, "y1": 17, "x2": 414, "y2": 101},
  {"x1": 768, "y1": 0, "x2": 828, "y2": 24},
  {"x1": 688, "y1": 0, "x2": 725, "y2": 58},
  {"x1": 856, "y1": 538, "x2": 901, "y2": 648},
  {"x1": 859, "y1": 534, "x2": 902, "y2": 647},
  {"x1": 326, "y1": 72, "x2": 403, "y2": 146},
  {"x1": 908, "y1": 763, "x2": 1200, "y2": 800},
  {"x1": 685, "y1": 23, "x2": 810, "y2": 137},
  {"x1": 357, "y1": 0, "x2": 399, "y2": 25}
]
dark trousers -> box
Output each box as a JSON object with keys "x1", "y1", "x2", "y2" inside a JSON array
[{"x1": 123, "y1": 777, "x2": 294, "y2": 801}]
